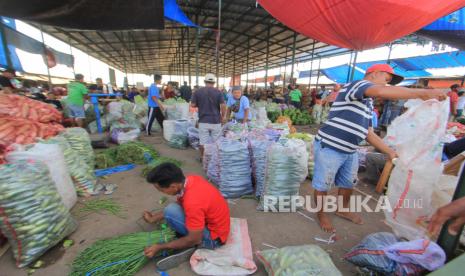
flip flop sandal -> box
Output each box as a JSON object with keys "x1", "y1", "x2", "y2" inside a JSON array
[{"x1": 103, "y1": 183, "x2": 117, "y2": 195}]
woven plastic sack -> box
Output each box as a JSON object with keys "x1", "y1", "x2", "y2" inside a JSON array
[
  {"x1": 257, "y1": 245, "x2": 342, "y2": 276},
  {"x1": 209, "y1": 137, "x2": 253, "y2": 198},
  {"x1": 6, "y1": 143, "x2": 77, "y2": 209},
  {"x1": 259, "y1": 138, "x2": 308, "y2": 211},
  {"x1": 384, "y1": 99, "x2": 448, "y2": 240},
  {"x1": 345, "y1": 232, "x2": 424, "y2": 275},
  {"x1": 43, "y1": 136, "x2": 96, "y2": 196},
  {"x1": 249, "y1": 139, "x2": 274, "y2": 197},
  {"x1": 287, "y1": 133, "x2": 315, "y2": 179},
  {"x1": 187, "y1": 127, "x2": 200, "y2": 150},
  {"x1": 168, "y1": 120, "x2": 189, "y2": 149},
  {"x1": 0, "y1": 160, "x2": 78, "y2": 268},
  {"x1": 190, "y1": 218, "x2": 257, "y2": 275},
  {"x1": 163, "y1": 120, "x2": 176, "y2": 141},
  {"x1": 61, "y1": 128, "x2": 95, "y2": 169}
]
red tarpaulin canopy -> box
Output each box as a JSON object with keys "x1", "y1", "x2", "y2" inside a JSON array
[{"x1": 258, "y1": 0, "x2": 465, "y2": 50}]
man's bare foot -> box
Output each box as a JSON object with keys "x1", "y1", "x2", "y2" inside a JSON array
[
  {"x1": 335, "y1": 211, "x2": 364, "y2": 225},
  {"x1": 317, "y1": 212, "x2": 335, "y2": 233}
]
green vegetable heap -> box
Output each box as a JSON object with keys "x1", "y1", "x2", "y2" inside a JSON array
[
  {"x1": 283, "y1": 108, "x2": 314, "y2": 125},
  {"x1": 70, "y1": 227, "x2": 176, "y2": 276},
  {"x1": 95, "y1": 142, "x2": 159, "y2": 169}
]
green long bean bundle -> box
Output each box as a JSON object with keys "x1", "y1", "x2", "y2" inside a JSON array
[
  {"x1": 78, "y1": 199, "x2": 124, "y2": 218},
  {"x1": 70, "y1": 227, "x2": 175, "y2": 276}
]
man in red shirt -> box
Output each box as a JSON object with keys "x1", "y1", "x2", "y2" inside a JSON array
[
  {"x1": 448, "y1": 84, "x2": 460, "y2": 121},
  {"x1": 143, "y1": 163, "x2": 230, "y2": 270}
]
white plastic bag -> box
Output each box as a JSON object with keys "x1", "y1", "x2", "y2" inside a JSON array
[
  {"x1": 384, "y1": 99, "x2": 449, "y2": 240},
  {"x1": 6, "y1": 143, "x2": 77, "y2": 209},
  {"x1": 190, "y1": 218, "x2": 257, "y2": 275},
  {"x1": 115, "y1": 129, "x2": 141, "y2": 144}
]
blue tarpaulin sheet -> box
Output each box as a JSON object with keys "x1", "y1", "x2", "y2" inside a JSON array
[
  {"x1": 164, "y1": 0, "x2": 196, "y2": 27},
  {"x1": 302, "y1": 51, "x2": 465, "y2": 84}
]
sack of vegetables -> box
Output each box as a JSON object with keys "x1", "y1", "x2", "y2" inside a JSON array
[
  {"x1": 287, "y1": 133, "x2": 315, "y2": 180},
  {"x1": 259, "y1": 138, "x2": 308, "y2": 211},
  {"x1": 43, "y1": 136, "x2": 96, "y2": 196},
  {"x1": 0, "y1": 160, "x2": 78, "y2": 268},
  {"x1": 61, "y1": 127, "x2": 95, "y2": 169},
  {"x1": 256, "y1": 244, "x2": 342, "y2": 275}
]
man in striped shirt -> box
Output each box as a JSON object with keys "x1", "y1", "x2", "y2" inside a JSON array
[{"x1": 313, "y1": 64, "x2": 447, "y2": 233}]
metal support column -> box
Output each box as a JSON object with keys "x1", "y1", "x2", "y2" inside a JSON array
[
  {"x1": 315, "y1": 58, "x2": 322, "y2": 88},
  {"x1": 264, "y1": 26, "x2": 271, "y2": 89},
  {"x1": 39, "y1": 25, "x2": 52, "y2": 92},
  {"x1": 216, "y1": 0, "x2": 222, "y2": 86},
  {"x1": 290, "y1": 32, "x2": 297, "y2": 82},
  {"x1": 246, "y1": 38, "x2": 250, "y2": 89},
  {"x1": 195, "y1": 14, "x2": 199, "y2": 86},
  {"x1": 187, "y1": 28, "x2": 191, "y2": 87},
  {"x1": 223, "y1": 52, "x2": 226, "y2": 88},
  {"x1": 346, "y1": 51, "x2": 354, "y2": 83},
  {"x1": 349, "y1": 51, "x2": 358, "y2": 82},
  {"x1": 181, "y1": 29, "x2": 185, "y2": 83},
  {"x1": 232, "y1": 47, "x2": 236, "y2": 86},
  {"x1": 387, "y1": 42, "x2": 393, "y2": 64},
  {"x1": 283, "y1": 47, "x2": 288, "y2": 90},
  {"x1": 308, "y1": 42, "x2": 316, "y2": 89}
]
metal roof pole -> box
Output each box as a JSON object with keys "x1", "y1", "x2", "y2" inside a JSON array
[
  {"x1": 346, "y1": 51, "x2": 354, "y2": 83},
  {"x1": 387, "y1": 42, "x2": 393, "y2": 64},
  {"x1": 233, "y1": 47, "x2": 236, "y2": 86},
  {"x1": 315, "y1": 58, "x2": 322, "y2": 88},
  {"x1": 195, "y1": 28, "x2": 199, "y2": 86},
  {"x1": 39, "y1": 25, "x2": 52, "y2": 92},
  {"x1": 216, "y1": 0, "x2": 222, "y2": 87},
  {"x1": 283, "y1": 47, "x2": 288, "y2": 90},
  {"x1": 223, "y1": 52, "x2": 226, "y2": 88},
  {"x1": 349, "y1": 51, "x2": 358, "y2": 82},
  {"x1": 181, "y1": 29, "x2": 185, "y2": 84},
  {"x1": 308, "y1": 41, "x2": 316, "y2": 89},
  {"x1": 290, "y1": 32, "x2": 297, "y2": 83},
  {"x1": 187, "y1": 28, "x2": 191, "y2": 87},
  {"x1": 246, "y1": 38, "x2": 249, "y2": 89},
  {"x1": 265, "y1": 26, "x2": 271, "y2": 89},
  {"x1": 67, "y1": 36, "x2": 76, "y2": 76}
]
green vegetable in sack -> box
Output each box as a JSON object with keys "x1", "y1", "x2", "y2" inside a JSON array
[
  {"x1": 43, "y1": 136, "x2": 96, "y2": 196},
  {"x1": 70, "y1": 227, "x2": 176, "y2": 276},
  {"x1": 257, "y1": 245, "x2": 342, "y2": 276},
  {"x1": 61, "y1": 128, "x2": 95, "y2": 169},
  {"x1": 287, "y1": 133, "x2": 315, "y2": 180},
  {"x1": 0, "y1": 160, "x2": 77, "y2": 268}
]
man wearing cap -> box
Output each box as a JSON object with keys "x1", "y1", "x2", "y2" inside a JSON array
[
  {"x1": 226, "y1": 86, "x2": 252, "y2": 124},
  {"x1": 191, "y1": 74, "x2": 226, "y2": 161},
  {"x1": 0, "y1": 68, "x2": 17, "y2": 94},
  {"x1": 313, "y1": 64, "x2": 447, "y2": 233},
  {"x1": 66, "y1": 74, "x2": 88, "y2": 127}
]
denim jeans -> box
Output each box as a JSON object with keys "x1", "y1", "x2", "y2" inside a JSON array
[
  {"x1": 163, "y1": 203, "x2": 222, "y2": 249},
  {"x1": 312, "y1": 139, "x2": 359, "y2": 192}
]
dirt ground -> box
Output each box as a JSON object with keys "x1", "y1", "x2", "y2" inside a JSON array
[{"x1": 0, "y1": 129, "x2": 391, "y2": 276}]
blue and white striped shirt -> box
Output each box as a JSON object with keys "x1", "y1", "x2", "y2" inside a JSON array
[{"x1": 316, "y1": 80, "x2": 374, "y2": 153}]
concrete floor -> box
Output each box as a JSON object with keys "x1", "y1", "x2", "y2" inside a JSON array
[{"x1": 0, "y1": 130, "x2": 390, "y2": 276}]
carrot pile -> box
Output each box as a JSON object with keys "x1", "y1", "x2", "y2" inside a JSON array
[{"x1": 0, "y1": 94, "x2": 64, "y2": 153}]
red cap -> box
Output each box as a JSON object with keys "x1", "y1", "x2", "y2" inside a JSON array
[{"x1": 366, "y1": 64, "x2": 404, "y2": 85}]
